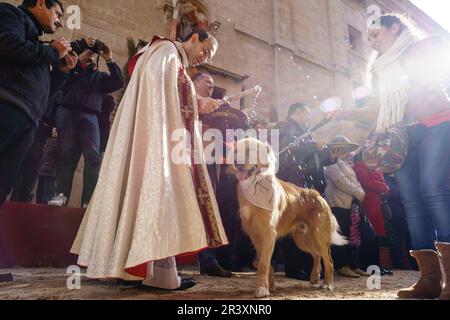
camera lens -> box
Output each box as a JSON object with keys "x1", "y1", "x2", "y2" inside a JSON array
[
  {"x1": 70, "y1": 39, "x2": 89, "y2": 55},
  {"x1": 93, "y1": 40, "x2": 106, "y2": 53}
]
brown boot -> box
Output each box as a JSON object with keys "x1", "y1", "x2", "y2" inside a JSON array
[
  {"x1": 397, "y1": 250, "x2": 442, "y2": 299},
  {"x1": 436, "y1": 242, "x2": 450, "y2": 300}
]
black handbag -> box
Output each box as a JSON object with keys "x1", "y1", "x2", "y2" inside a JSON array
[
  {"x1": 381, "y1": 195, "x2": 393, "y2": 221},
  {"x1": 358, "y1": 204, "x2": 377, "y2": 243}
]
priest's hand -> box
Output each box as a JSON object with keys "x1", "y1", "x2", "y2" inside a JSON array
[{"x1": 198, "y1": 97, "x2": 219, "y2": 115}]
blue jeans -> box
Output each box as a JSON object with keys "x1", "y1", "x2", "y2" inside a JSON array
[
  {"x1": 55, "y1": 107, "x2": 100, "y2": 205},
  {"x1": 395, "y1": 122, "x2": 450, "y2": 250}
]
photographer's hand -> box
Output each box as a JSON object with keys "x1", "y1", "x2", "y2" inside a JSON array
[
  {"x1": 85, "y1": 37, "x2": 96, "y2": 48},
  {"x1": 51, "y1": 38, "x2": 71, "y2": 59},
  {"x1": 101, "y1": 45, "x2": 113, "y2": 62},
  {"x1": 58, "y1": 52, "x2": 78, "y2": 74}
]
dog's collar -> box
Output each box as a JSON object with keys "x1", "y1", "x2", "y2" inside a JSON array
[
  {"x1": 246, "y1": 167, "x2": 260, "y2": 178},
  {"x1": 236, "y1": 166, "x2": 260, "y2": 181},
  {"x1": 239, "y1": 175, "x2": 277, "y2": 211}
]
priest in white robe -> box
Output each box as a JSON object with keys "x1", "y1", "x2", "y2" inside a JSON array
[{"x1": 71, "y1": 31, "x2": 228, "y2": 290}]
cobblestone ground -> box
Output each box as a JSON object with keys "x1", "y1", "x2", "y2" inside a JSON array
[{"x1": 0, "y1": 267, "x2": 420, "y2": 300}]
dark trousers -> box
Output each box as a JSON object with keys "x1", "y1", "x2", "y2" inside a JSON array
[
  {"x1": 55, "y1": 107, "x2": 100, "y2": 205},
  {"x1": 198, "y1": 249, "x2": 219, "y2": 270},
  {"x1": 207, "y1": 164, "x2": 218, "y2": 193},
  {"x1": 0, "y1": 101, "x2": 37, "y2": 206},
  {"x1": 331, "y1": 207, "x2": 357, "y2": 269},
  {"x1": 281, "y1": 236, "x2": 313, "y2": 276},
  {"x1": 10, "y1": 122, "x2": 52, "y2": 203},
  {"x1": 36, "y1": 176, "x2": 56, "y2": 204},
  {"x1": 390, "y1": 217, "x2": 416, "y2": 269},
  {"x1": 215, "y1": 171, "x2": 248, "y2": 270},
  {"x1": 359, "y1": 236, "x2": 380, "y2": 270}
]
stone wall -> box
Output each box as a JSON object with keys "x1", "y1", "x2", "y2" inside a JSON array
[{"x1": 4, "y1": 0, "x2": 448, "y2": 206}]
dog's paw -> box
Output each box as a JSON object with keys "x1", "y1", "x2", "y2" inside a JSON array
[
  {"x1": 310, "y1": 283, "x2": 321, "y2": 289},
  {"x1": 255, "y1": 287, "x2": 271, "y2": 298},
  {"x1": 321, "y1": 283, "x2": 334, "y2": 291},
  {"x1": 269, "y1": 279, "x2": 275, "y2": 292}
]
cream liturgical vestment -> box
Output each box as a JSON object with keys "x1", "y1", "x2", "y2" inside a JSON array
[{"x1": 71, "y1": 36, "x2": 228, "y2": 287}]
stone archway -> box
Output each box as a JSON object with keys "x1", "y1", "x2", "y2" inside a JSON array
[
  {"x1": 184, "y1": 0, "x2": 211, "y2": 21},
  {"x1": 163, "y1": 0, "x2": 220, "y2": 40},
  {"x1": 176, "y1": 0, "x2": 211, "y2": 41}
]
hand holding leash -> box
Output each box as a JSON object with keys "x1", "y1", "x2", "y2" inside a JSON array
[{"x1": 278, "y1": 116, "x2": 333, "y2": 155}]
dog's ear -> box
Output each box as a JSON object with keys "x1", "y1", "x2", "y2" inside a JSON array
[{"x1": 257, "y1": 143, "x2": 275, "y2": 172}]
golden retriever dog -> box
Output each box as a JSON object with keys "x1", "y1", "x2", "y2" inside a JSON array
[{"x1": 229, "y1": 138, "x2": 347, "y2": 298}]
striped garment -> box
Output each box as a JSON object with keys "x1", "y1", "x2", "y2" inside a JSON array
[{"x1": 350, "y1": 203, "x2": 362, "y2": 248}]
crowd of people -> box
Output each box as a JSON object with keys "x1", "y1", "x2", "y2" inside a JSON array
[{"x1": 0, "y1": 0, "x2": 449, "y2": 299}]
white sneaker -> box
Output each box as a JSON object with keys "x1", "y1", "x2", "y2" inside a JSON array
[
  {"x1": 48, "y1": 194, "x2": 68, "y2": 207},
  {"x1": 82, "y1": 203, "x2": 89, "y2": 209}
]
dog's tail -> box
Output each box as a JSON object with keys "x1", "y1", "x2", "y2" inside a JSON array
[
  {"x1": 331, "y1": 214, "x2": 348, "y2": 246},
  {"x1": 318, "y1": 197, "x2": 348, "y2": 246}
]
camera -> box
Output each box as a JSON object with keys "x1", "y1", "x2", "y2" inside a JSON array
[{"x1": 71, "y1": 38, "x2": 106, "y2": 55}]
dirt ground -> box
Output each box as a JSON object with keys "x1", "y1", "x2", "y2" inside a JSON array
[{"x1": 0, "y1": 266, "x2": 419, "y2": 300}]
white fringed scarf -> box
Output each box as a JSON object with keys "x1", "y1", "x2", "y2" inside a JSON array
[{"x1": 373, "y1": 31, "x2": 419, "y2": 133}]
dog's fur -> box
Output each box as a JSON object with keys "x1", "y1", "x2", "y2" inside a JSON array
[{"x1": 230, "y1": 138, "x2": 347, "y2": 298}]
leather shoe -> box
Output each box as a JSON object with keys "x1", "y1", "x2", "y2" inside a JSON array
[
  {"x1": 0, "y1": 273, "x2": 13, "y2": 283},
  {"x1": 393, "y1": 264, "x2": 410, "y2": 270},
  {"x1": 337, "y1": 266, "x2": 361, "y2": 278},
  {"x1": 352, "y1": 268, "x2": 371, "y2": 277},
  {"x1": 136, "y1": 278, "x2": 197, "y2": 291},
  {"x1": 285, "y1": 270, "x2": 310, "y2": 281},
  {"x1": 175, "y1": 278, "x2": 197, "y2": 291},
  {"x1": 200, "y1": 264, "x2": 232, "y2": 278},
  {"x1": 223, "y1": 261, "x2": 243, "y2": 273},
  {"x1": 381, "y1": 267, "x2": 394, "y2": 276}
]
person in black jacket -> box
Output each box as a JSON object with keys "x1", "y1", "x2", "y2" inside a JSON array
[
  {"x1": 276, "y1": 103, "x2": 329, "y2": 281},
  {"x1": 48, "y1": 38, "x2": 124, "y2": 208},
  {"x1": 0, "y1": 0, "x2": 75, "y2": 284},
  {"x1": 98, "y1": 94, "x2": 116, "y2": 157},
  {"x1": 0, "y1": 0, "x2": 76, "y2": 207}
]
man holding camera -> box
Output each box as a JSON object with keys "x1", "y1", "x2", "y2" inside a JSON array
[
  {"x1": 0, "y1": 0, "x2": 76, "y2": 284},
  {"x1": 276, "y1": 103, "x2": 329, "y2": 281},
  {"x1": 0, "y1": 0, "x2": 77, "y2": 208},
  {"x1": 48, "y1": 37, "x2": 124, "y2": 208}
]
